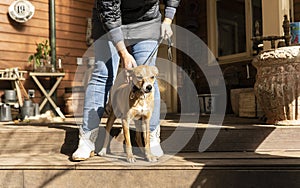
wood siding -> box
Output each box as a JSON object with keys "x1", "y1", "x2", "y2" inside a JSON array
[{"x1": 0, "y1": 0, "x2": 94, "y2": 112}]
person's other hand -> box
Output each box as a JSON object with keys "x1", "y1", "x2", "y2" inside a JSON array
[{"x1": 161, "y1": 18, "x2": 173, "y2": 40}]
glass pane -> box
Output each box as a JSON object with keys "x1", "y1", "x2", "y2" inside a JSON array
[
  {"x1": 217, "y1": 0, "x2": 246, "y2": 56},
  {"x1": 252, "y1": 0, "x2": 262, "y2": 35},
  {"x1": 252, "y1": 0, "x2": 262, "y2": 54}
]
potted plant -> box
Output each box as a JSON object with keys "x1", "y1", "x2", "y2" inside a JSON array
[{"x1": 28, "y1": 40, "x2": 51, "y2": 72}]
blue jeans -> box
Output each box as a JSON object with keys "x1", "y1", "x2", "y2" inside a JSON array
[{"x1": 82, "y1": 39, "x2": 160, "y2": 133}]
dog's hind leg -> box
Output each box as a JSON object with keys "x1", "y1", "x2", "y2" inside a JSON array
[{"x1": 98, "y1": 113, "x2": 116, "y2": 156}]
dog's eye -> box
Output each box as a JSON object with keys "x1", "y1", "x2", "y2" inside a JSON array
[
  {"x1": 151, "y1": 76, "x2": 155, "y2": 79},
  {"x1": 136, "y1": 76, "x2": 143, "y2": 80}
]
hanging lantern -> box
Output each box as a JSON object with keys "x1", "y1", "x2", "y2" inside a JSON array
[{"x1": 8, "y1": 0, "x2": 35, "y2": 23}]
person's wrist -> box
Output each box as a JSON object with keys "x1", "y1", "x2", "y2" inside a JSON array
[
  {"x1": 163, "y1": 18, "x2": 172, "y2": 24},
  {"x1": 115, "y1": 40, "x2": 129, "y2": 57},
  {"x1": 118, "y1": 48, "x2": 130, "y2": 58}
]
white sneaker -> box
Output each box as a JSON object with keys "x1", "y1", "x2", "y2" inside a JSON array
[
  {"x1": 72, "y1": 127, "x2": 99, "y2": 161},
  {"x1": 150, "y1": 126, "x2": 164, "y2": 157}
]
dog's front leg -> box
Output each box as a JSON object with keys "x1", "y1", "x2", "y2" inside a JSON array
[
  {"x1": 122, "y1": 118, "x2": 136, "y2": 163},
  {"x1": 135, "y1": 120, "x2": 145, "y2": 153},
  {"x1": 98, "y1": 113, "x2": 116, "y2": 156},
  {"x1": 144, "y1": 118, "x2": 158, "y2": 162}
]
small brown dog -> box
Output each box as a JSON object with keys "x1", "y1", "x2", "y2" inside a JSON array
[{"x1": 99, "y1": 65, "x2": 159, "y2": 163}]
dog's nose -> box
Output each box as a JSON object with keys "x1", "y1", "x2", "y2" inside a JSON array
[{"x1": 145, "y1": 85, "x2": 152, "y2": 92}]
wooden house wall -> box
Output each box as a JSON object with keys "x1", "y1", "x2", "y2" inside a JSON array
[{"x1": 0, "y1": 0, "x2": 94, "y2": 113}]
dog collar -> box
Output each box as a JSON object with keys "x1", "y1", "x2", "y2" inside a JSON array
[
  {"x1": 132, "y1": 85, "x2": 140, "y2": 92},
  {"x1": 130, "y1": 84, "x2": 146, "y2": 100}
]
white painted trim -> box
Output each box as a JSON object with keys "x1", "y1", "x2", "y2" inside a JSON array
[
  {"x1": 290, "y1": 0, "x2": 294, "y2": 22},
  {"x1": 245, "y1": 0, "x2": 253, "y2": 58},
  {"x1": 171, "y1": 17, "x2": 178, "y2": 113},
  {"x1": 207, "y1": 0, "x2": 255, "y2": 64},
  {"x1": 207, "y1": 0, "x2": 218, "y2": 58},
  {"x1": 261, "y1": 0, "x2": 290, "y2": 50}
]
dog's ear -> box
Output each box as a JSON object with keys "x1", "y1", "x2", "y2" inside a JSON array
[{"x1": 151, "y1": 66, "x2": 159, "y2": 76}]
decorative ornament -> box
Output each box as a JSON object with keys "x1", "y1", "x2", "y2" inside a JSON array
[{"x1": 8, "y1": 0, "x2": 35, "y2": 23}]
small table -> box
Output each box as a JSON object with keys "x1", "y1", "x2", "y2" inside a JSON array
[{"x1": 29, "y1": 72, "x2": 65, "y2": 118}]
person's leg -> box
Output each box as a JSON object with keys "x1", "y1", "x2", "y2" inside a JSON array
[
  {"x1": 130, "y1": 39, "x2": 163, "y2": 157},
  {"x1": 72, "y1": 39, "x2": 119, "y2": 161}
]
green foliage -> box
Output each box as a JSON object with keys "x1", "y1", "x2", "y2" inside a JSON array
[{"x1": 28, "y1": 40, "x2": 51, "y2": 66}]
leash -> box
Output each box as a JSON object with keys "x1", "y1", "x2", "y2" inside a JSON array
[
  {"x1": 125, "y1": 36, "x2": 173, "y2": 83},
  {"x1": 143, "y1": 36, "x2": 173, "y2": 65}
]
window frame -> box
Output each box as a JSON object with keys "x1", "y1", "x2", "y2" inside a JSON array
[{"x1": 207, "y1": 0, "x2": 254, "y2": 64}]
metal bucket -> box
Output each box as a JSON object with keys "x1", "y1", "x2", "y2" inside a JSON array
[
  {"x1": 0, "y1": 104, "x2": 12, "y2": 121},
  {"x1": 21, "y1": 99, "x2": 34, "y2": 119},
  {"x1": 4, "y1": 90, "x2": 17, "y2": 103}
]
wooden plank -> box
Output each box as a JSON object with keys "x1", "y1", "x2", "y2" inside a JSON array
[
  {"x1": 0, "y1": 6, "x2": 9, "y2": 14},
  {"x1": 0, "y1": 48, "x2": 86, "y2": 62},
  {"x1": 56, "y1": 0, "x2": 94, "y2": 11},
  {"x1": 0, "y1": 36, "x2": 86, "y2": 53},
  {"x1": 0, "y1": 23, "x2": 49, "y2": 37},
  {"x1": 0, "y1": 18, "x2": 86, "y2": 35},
  {"x1": 55, "y1": 14, "x2": 88, "y2": 26},
  {"x1": 0, "y1": 9, "x2": 49, "y2": 23},
  {"x1": 0, "y1": 52, "x2": 33, "y2": 63},
  {"x1": 0, "y1": 33, "x2": 48, "y2": 44},
  {"x1": 1, "y1": 4, "x2": 92, "y2": 26}
]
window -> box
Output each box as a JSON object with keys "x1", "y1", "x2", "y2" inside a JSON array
[{"x1": 208, "y1": 0, "x2": 262, "y2": 64}]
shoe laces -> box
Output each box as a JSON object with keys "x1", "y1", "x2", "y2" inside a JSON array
[{"x1": 150, "y1": 127, "x2": 160, "y2": 143}]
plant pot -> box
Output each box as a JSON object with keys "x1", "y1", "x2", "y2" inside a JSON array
[
  {"x1": 33, "y1": 59, "x2": 47, "y2": 72},
  {"x1": 252, "y1": 46, "x2": 300, "y2": 125}
]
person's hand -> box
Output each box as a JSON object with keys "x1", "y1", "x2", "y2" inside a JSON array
[
  {"x1": 119, "y1": 50, "x2": 137, "y2": 69},
  {"x1": 161, "y1": 18, "x2": 173, "y2": 40},
  {"x1": 115, "y1": 41, "x2": 137, "y2": 69}
]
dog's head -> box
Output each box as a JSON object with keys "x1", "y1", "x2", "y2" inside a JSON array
[{"x1": 129, "y1": 65, "x2": 159, "y2": 93}]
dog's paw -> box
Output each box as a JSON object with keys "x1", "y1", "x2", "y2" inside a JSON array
[
  {"x1": 98, "y1": 148, "x2": 107, "y2": 157},
  {"x1": 146, "y1": 154, "x2": 158, "y2": 163},
  {"x1": 127, "y1": 155, "x2": 136, "y2": 163}
]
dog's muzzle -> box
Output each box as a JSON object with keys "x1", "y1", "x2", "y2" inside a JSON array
[
  {"x1": 145, "y1": 85, "x2": 153, "y2": 93},
  {"x1": 132, "y1": 84, "x2": 153, "y2": 94}
]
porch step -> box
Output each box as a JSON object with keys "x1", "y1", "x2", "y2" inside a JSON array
[
  {"x1": 1, "y1": 116, "x2": 300, "y2": 155},
  {"x1": 0, "y1": 122, "x2": 79, "y2": 155},
  {"x1": 1, "y1": 116, "x2": 300, "y2": 187},
  {"x1": 1, "y1": 152, "x2": 299, "y2": 187}
]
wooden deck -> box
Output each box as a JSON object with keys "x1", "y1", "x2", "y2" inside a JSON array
[
  {"x1": 0, "y1": 151, "x2": 299, "y2": 188},
  {"x1": 1, "y1": 151, "x2": 300, "y2": 170},
  {"x1": 0, "y1": 115, "x2": 300, "y2": 187}
]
